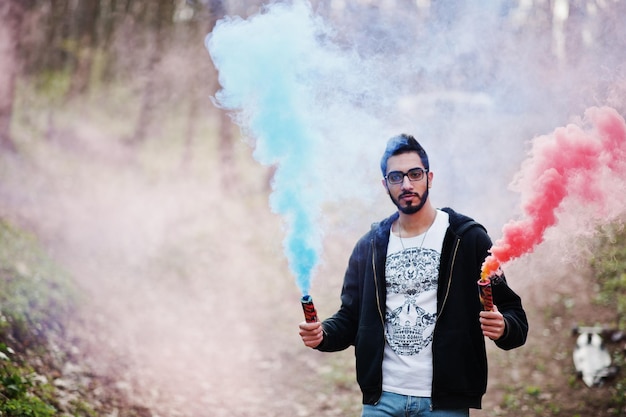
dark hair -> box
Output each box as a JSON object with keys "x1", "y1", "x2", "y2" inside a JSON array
[{"x1": 380, "y1": 134, "x2": 429, "y2": 176}]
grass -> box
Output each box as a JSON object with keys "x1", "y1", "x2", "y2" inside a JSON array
[
  {"x1": 0, "y1": 349, "x2": 57, "y2": 417},
  {"x1": 0, "y1": 220, "x2": 76, "y2": 347},
  {"x1": 0, "y1": 219, "x2": 94, "y2": 416}
]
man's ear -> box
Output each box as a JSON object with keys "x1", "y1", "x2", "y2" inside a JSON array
[{"x1": 381, "y1": 178, "x2": 389, "y2": 193}]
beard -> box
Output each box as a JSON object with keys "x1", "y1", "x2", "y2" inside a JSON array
[{"x1": 390, "y1": 188, "x2": 429, "y2": 215}]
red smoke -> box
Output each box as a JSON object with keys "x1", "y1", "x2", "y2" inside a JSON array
[{"x1": 482, "y1": 107, "x2": 626, "y2": 279}]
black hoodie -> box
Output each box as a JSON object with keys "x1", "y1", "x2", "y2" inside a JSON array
[{"x1": 316, "y1": 207, "x2": 528, "y2": 409}]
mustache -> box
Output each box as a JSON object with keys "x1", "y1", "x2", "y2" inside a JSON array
[{"x1": 399, "y1": 192, "x2": 421, "y2": 199}]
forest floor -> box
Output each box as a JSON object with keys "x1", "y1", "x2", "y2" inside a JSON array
[{"x1": 1, "y1": 128, "x2": 624, "y2": 417}]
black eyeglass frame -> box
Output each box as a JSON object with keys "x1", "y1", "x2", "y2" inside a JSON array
[{"x1": 384, "y1": 167, "x2": 429, "y2": 185}]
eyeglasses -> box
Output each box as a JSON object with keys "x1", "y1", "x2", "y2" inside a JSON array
[{"x1": 385, "y1": 167, "x2": 428, "y2": 184}]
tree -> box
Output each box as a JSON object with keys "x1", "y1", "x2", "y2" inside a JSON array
[
  {"x1": 204, "y1": 0, "x2": 236, "y2": 189},
  {"x1": 0, "y1": 0, "x2": 29, "y2": 152},
  {"x1": 67, "y1": 0, "x2": 100, "y2": 97},
  {"x1": 127, "y1": 0, "x2": 178, "y2": 145},
  {"x1": 188, "y1": 0, "x2": 235, "y2": 186}
]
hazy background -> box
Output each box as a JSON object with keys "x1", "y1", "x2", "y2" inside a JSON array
[{"x1": 1, "y1": 0, "x2": 625, "y2": 416}]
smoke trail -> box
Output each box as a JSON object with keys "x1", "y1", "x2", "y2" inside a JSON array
[
  {"x1": 205, "y1": 1, "x2": 387, "y2": 294},
  {"x1": 482, "y1": 106, "x2": 626, "y2": 278}
]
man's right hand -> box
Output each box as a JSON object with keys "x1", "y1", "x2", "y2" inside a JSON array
[{"x1": 298, "y1": 321, "x2": 323, "y2": 348}]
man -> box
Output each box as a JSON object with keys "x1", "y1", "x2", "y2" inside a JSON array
[{"x1": 299, "y1": 134, "x2": 528, "y2": 416}]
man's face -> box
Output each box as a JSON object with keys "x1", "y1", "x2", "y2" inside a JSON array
[{"x1": 382, "y1": 152, "x2": 432, "y2": 215}]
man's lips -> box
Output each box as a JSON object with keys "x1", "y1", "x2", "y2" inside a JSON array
[{"x1": 399, "y1": 193, "x2": 419, "y2": 202}]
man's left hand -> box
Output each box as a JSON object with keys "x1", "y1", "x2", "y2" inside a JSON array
[{"x1": 479, "y1": 305, "x2": 505, "y2": 340}]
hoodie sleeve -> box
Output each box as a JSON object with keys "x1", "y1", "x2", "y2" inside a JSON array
[
  {"x1": 315, "y1": 232, "x2": 369, "y2": 352},
  {"x1": 492, "y1": 275, "x2": 529, "y2": 350}
]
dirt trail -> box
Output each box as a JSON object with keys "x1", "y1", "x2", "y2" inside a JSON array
[{"x1": 0, "y1": 140, "x2": 362, "y2": 416}]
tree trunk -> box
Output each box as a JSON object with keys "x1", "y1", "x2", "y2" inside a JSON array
[
  {"x1": 0, "y1": 0, "x2": 25, "y2": 152},
  {"x1": 563, "y1": 0, "x2": 586, "y2": 67},
  {"x1": 127, "y1": 0, "x2": 177, "y2": 146},
  {"x1": 67, "y1": 0, "x2": 100, "y2": 97},
  {"x1": 203, "y1": 0, "x2": 237, "y2": 190},
  {"x1": 180, "y1": 0, "x2": 230, "y2": 173}
]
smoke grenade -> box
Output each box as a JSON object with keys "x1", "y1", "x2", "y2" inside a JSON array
[
  {"x1": 477, "y1": 277, "x2": 494, "y2": 311},
  {"x1": 300, "y1": 295, "x2": 318, "y2": 323}
]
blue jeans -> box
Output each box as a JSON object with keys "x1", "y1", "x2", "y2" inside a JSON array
[{"x1": 361, "y1": 392, "x2": 470, "y2": 417}]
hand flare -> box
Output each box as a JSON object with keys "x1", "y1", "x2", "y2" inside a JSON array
[
  {"x1": 477, "y1": 277, "x2": 494, "y2": 311},
  {"x1": 300, "y1": 295, "x2": 318, "y2": 323}
]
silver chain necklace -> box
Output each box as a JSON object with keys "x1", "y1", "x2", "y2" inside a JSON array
[{"x1": 397, "y1": 220, "x2": 431, "y2": 251}]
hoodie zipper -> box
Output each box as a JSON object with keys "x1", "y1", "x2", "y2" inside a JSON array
[
  {"x1": 371, "y1": 235, "x2": 385, "y2": 405},
  {"x1": 372, "y1": 237, "x2": 385, "y2": 326},
  {"x1": 436, "y1": 236, "x2": 460, "y2": 323}
]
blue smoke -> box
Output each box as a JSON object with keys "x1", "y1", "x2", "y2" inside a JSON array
[
  {"x1": 205, "y1": 1, "x2": 348, "y2": 295},
  {"x1": 204, "y1": 1, "x2": 446, "y2": 295}
]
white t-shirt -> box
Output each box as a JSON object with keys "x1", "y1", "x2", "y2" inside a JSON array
[{"x1": 382, "y1": 209, "x2": 449, "y2": 397}]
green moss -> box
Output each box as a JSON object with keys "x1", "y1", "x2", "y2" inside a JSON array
[
  {"x1": 0, "y1": 344, "x2": 58, "y2": 417},
  {"x1": 0, "y1": 220, "x2": 76, "y2": 347},
  {"x1": 0, "y1": 220, "x2": 89, "y2": 417}
]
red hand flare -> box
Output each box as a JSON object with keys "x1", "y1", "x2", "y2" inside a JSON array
[{"x1": 477, "y1": 277, "x2": 494, "y2": 311}]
